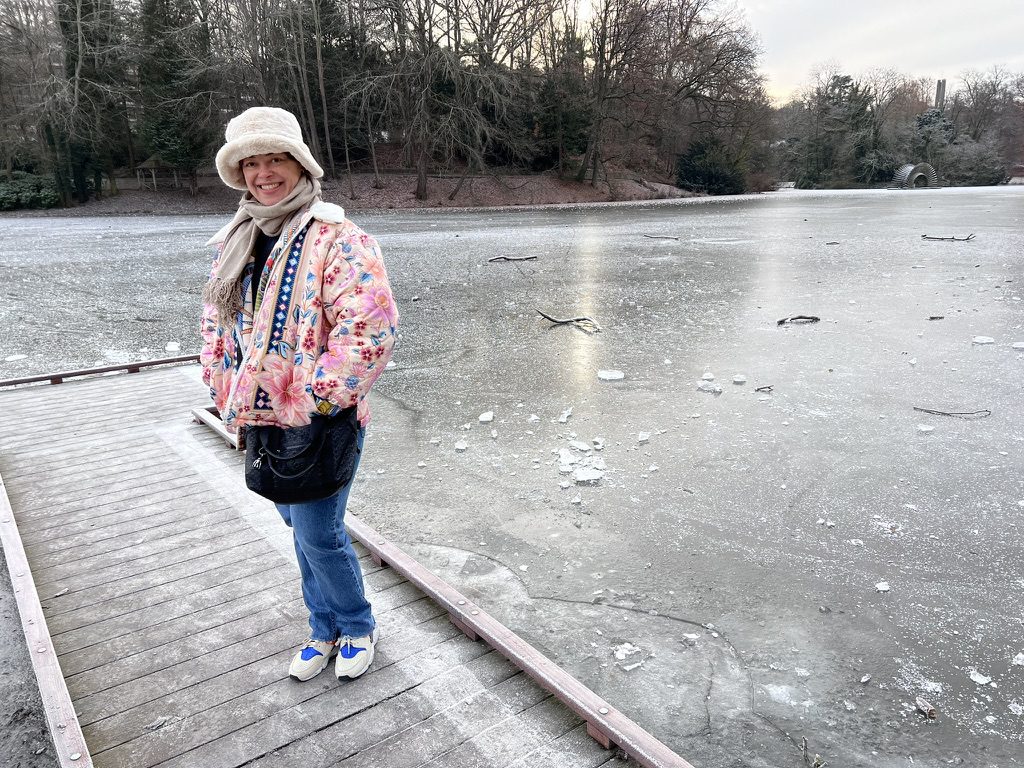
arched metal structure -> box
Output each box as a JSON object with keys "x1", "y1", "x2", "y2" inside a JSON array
[{"x1": 891, "y1": 163, "x2": 940, "y2": 189}]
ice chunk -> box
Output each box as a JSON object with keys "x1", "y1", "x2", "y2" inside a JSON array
[
  {"x1": 875, "y1": 581, "x2": 891, "y2": 592},
  {"x1": 637, "y1": 432, "x2": 651, "y2": 444},
  {"x1": 733, "y1": 374, "x2": 747, "y2": 384},
  {"x1": 574, "y1": 467, "x2": 605, "y2": 484},
  {"x1": 697, "y1": 381, "x2": 723, "y2": 395},
  {"x1": 568, "y1": 440, "x2": 592, "y2": 453},
  {"x1": 598, "y1": 369, "x2": 625, "y2": 381},
  {"x1": 1012, "y1": 653, "x2": 1024, "y2": 666},
  {"x1": 3, "y1": 354, "x2": 27, "y2": 362},
  {"x1": 454, "y1": 441, "x2": 468, "y2": 452},
  {"x1": 701, "y1": 372, "x2": 715, "y2": 381},
  {"x1": 1013, "y1": 342, "x2": 1024, "y2": 350},
  {"x1": 917, "y1": 424, "x2": 934, "y2": 433},
  {"x1": 969, "y1": 670, "x2": 992, "y2": 685},
  {"x1": 165, "y1": 341, "x2": 181, "y2": 352},
  {"x1": 558, "y1": 407, "x2": 573, "y2": 423},
  {"x1": 592, "y1": 437, "x2": 606, "y2": 451},
  {"x1": 558, "y1": 448, "x2": 579, "y2": 466},
  {"x1": 613, "y1": 642, "x2": 641, "y2": 660},
  {"x1": 479, "y1": 411, "x2": 494, "y2": 423},
  {"x1": 972, "y1": 336, "x2": 995, "y2": 345}
]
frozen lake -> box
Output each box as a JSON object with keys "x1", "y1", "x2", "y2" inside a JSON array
[{"x1": 2, "y1": 187, "x2": 1022, "y2": 766}]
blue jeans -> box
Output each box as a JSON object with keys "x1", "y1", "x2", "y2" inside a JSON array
[{"x1": 275, "y1": 429, "x2": 374, "y2": 641}]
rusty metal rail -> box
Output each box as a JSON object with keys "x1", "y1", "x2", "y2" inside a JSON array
[
  {"x1": 0, "y1": 355, "x2": 199, "y2": 387},
  {"x1": 345, "y1": 514, "x2": 697, "y2": 768}
]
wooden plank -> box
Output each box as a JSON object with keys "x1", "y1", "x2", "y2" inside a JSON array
[
  {"x1": 14, "y1": 476, "x2": 209, "y2": 527},
  {"x1": 503, "y1": 722, "x2": 621, "y2": 768},
  {"x1": 0, "y1": 355, "x2": 198, "y2": 387},
  {"x1": 52, "y1": 564, "x2": 291, "y2": 654},
  {"x1": 0, "y1": 434, "x2": 156, "y2": 471},
  {"x1": 246, "y1": 650, "x2": 523, "y2": 768},
  {"x1": 58, "y1": 582, "x2": 297, "y2": 677},
  {"x1": 190, "y1": 405, "x2": 242, "y2": 449},
  {"x1": 71, "y1": 597, "x2": 303, "y2": 709},
  {"x1": 74, "y1": 596, "x2": 440, "y2": 725},
  {"x1": 11, "y1": 450, "x2": 196, "y2": 504},
  {"x1": 59, "y1": 576, "x2": 423, "y2": 678},
  {"x1": 21, "y1": 486, "x2": 215, "y2": 545},
  {"x1": 16, "y1": 466, "x2": 205, "y2": 523},
  {"x1": 345, "y1": 515, "x2": 695, "y2": 768},
  {"x1": 42, "y1": 539, "x2": 277, "y2": 617},
  {"x1": 0, "y1": 472, "x2": 94, "y2": 768},
  {"x1": 34, "y1": 524, "x2": 264, "y2": 592},
  {"x1": 47, "y1": 556, "x2": 286, "y2": 635},
  {"x1": 26, "y1": 498, "x2": 230, "y2": 558},
  {"x1": 333, "y1": 671, "x2": 550, "y2": 768},
  {"x1": 420, "y1": 694, "x2": 581, "y2": 768},
  {"x1": 0, "y1": 392, "x2": 205, "y2": 444},
  {"x1": 82, "y1": 597, "x2": 448, "y2": 753},
  {"x1": 28, "y1": 507, "x2": 238, "y2": 569},
  {"x1": 0, "y1": 379, "x2": 196, "y2": 422},
  {"x1": 93, "y1": 626, "x2": 489, "y2": 767}
]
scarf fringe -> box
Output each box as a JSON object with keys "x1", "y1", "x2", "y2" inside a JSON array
[{"x1": 203, "y1": 277, "x2": 242, "y2": 321}]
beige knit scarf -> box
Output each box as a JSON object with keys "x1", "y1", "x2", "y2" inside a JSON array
[{"x1": 202, "y1": 175, "x2": 322, "y2": 320}]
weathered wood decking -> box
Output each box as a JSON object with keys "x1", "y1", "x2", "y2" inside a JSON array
[{"x1": 0, "y1": 365, "x2": 685, "y2": 768}]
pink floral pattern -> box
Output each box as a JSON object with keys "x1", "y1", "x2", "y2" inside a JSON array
[{"x1": 200, "y1": 206, "x2": 398, "y2": 429}]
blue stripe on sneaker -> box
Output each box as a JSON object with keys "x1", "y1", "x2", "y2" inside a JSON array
[
  {"x1": 339, "y1": 645, "x2": 367, "y2": 660},
  {"x1": 300, "y1": 647, "x2": 325, "y2": 661}
]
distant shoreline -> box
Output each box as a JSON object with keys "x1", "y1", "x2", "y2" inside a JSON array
[{"x1": 0, "y1": 172, "x2": 697, "y2": 219}]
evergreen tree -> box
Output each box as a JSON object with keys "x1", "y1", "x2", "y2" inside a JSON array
[
  {"x1": 676, "y1": 134, "x2": 745, "y2": 195},
  {"x1": 138, "y1": 0, "x2": 217, "y2": 195}
]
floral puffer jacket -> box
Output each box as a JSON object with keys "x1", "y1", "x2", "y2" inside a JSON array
[{"x1": 200, "y1": 202, "x2": 398, "y2": 430}]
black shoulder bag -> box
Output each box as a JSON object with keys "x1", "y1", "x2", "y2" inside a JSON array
[{"x1": 244, "y1": 406, "x2": 361, "y2": 504}]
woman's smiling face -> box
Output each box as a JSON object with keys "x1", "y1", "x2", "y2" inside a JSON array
[{"x1": 241, "y1": 152, "x2": 303, "y2": 205}]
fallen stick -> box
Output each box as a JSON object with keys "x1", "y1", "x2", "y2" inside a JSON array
[
  {"x1": 777, "y1": 315, "x2": 820, "y2": 326},
  {"x1": 921, "y1": 233, "x2": 975, "y2": 241},
  {"x1": 916, "y1": 697, "x2": 937, "y2": 719},
  {"x1": 912, "y1": 406, "x2": 991, "y2": 419},
  {"x1": 488, "y1": 255, "x2": 538, "y2": 262},
  {"x1": 535, "y1": 309, "x2": 602, "y2": 333},
  {"x1": 643, "y1": 234, "x2": 680, "y2": 240}
]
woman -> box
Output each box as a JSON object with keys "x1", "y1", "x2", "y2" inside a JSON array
[{"x1": 200, "y1": 107, "x2": 398, "y2": 682}]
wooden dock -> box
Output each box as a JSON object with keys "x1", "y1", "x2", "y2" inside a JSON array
[{"x1": 0, "y1": 365, "x2": 694, "y2": 768}]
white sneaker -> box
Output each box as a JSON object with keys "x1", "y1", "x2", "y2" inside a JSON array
[
  {"x1": 289, "y1": 639, "x2": 338, "y2": 681},
  {"x1": 335, "y1": 627, "x2": 380, "y2": 679}
]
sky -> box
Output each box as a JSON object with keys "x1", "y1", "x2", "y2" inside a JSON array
[{"x1": 735, "y1": 0, "x2": 1024, "y2": 103}]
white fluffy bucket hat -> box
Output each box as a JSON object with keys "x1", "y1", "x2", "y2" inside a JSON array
[{"x1": 215, "y1": 107, "x2": 324, "y2": 190}]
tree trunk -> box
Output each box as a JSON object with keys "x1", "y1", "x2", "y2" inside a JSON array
[
  {"x1": 293, "y1": 9, "x2": 323, "y2": 161},
  {"x1": 448, "y1": 162, "x2": 472, "y2": 200},
  {"x1": 367, "y1": 113, "x2": 383, "y2": 189},
  {"x1": 343, "y1": 113, "x2": 356, "y2": 198},
  {"x1": 416, "y1": 148, "x2": 428, "y2": 199},
  {"x1": 311, "y1": 0, "x2": 336, "y2": 177}
]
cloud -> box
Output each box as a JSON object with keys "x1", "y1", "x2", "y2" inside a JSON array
[{"x1": 736, "y1": 0, "x2": 1024, "y2": 102}]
